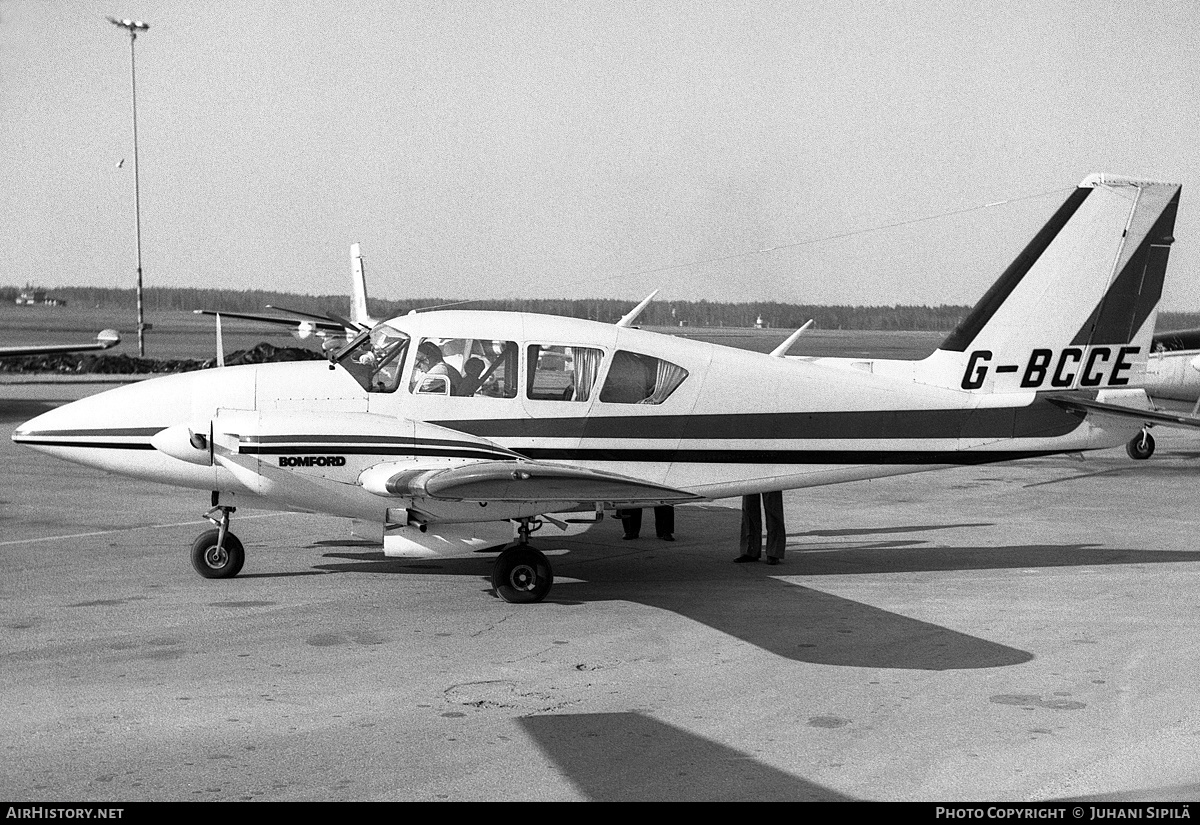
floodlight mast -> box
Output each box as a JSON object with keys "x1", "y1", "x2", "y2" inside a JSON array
[{"x1": 107, "y1": 17, "x2": 150, "y2": 356}]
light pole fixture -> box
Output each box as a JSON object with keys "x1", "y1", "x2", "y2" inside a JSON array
[{"x1": 107, "y1": 16, "x2": 150, "y2": 357}]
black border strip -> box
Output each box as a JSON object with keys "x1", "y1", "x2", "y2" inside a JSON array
[{"x1": 13, "y1": 439, "x2": 156, "y2": 451}]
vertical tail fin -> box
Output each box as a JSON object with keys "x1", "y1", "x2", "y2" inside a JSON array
[
  {"x1": 922, "y1": 174, "x2": 1180, "y2": 394},
  {"x1": 349, "y1": 243, "x2": 379, "y2": 328}
]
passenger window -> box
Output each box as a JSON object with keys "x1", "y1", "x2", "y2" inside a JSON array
[
  {"x1": 599, "y1": 350, "x2": 688, "y2": 404},
  {"x1": 526, "y1": 345, "x2": 604, "y2": 402},
  {"x1": 410, "y1": 337, "x2": 518, "y2": 398}
]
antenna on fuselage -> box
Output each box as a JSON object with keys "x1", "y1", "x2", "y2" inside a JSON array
[
  {"x1": 769, "y1": 319, "x2": 814, "y2": 358},
  {"x1": 616, "y1": 290, "x2": 659, "y2": 328}
]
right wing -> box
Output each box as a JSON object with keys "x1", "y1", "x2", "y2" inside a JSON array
[{"x1": 360, "y1": 459, "x2": 702, "y2": 505}]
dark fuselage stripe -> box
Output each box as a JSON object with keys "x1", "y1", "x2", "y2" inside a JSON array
[
  {"x1": 13, "y1": 437, "x2": 1067, "y2": 466},
  {"x1": 14, "y1": 401, "x2": 1087, "y2": 458},
  {"x1": 516, "y1": 448, "x2": 1062, "y2": 465},
  {"x1": 13, "y1": 439, "x2": 156, "y2": 451},
  {"x1": 239, "y1": 445, "x2": 512, "y2": 460},
  {"x1": 12, "y1": 427, "x2": 162, "y2": 438},
  {"x1": 431, "y1": 402, "x2": 1084, "y2": 441},
  {"x1": 241, "y1": 434, "x2": 518, "y2": 457}
]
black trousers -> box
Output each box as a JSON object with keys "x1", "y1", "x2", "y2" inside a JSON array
[
  {"x1": 740, "y1": 491, "x2": 785, "y2": 559},
  {"x1": 618, "y1": 506, "x2": 674, "y2": 538}
]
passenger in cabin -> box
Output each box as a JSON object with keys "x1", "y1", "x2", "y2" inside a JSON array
[
  {"x1": 457, "y1": 357, "x2": 486, "y2": 397},
  {"x1": 600, "y1": 351, "x2": 651, "y2": 403},
  {"x1": 412, "y1": 340, "x2": 462, "y2": 395}
]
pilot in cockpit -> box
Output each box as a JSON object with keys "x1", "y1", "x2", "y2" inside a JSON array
[{"x1": 413, "y1": 340, "x2": 462, "y2": 394}]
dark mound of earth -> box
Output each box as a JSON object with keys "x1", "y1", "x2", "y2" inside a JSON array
[{"x1": 0, "y1": 342, "x2": 324, "y2": 375}]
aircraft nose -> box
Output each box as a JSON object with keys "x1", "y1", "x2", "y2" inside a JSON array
[
  {"x1": 12, "y1": 368, "x2": 259, "y2": 481},
  {"x1": 11, "y1": 389, "x2": 165, "y2": 453}
]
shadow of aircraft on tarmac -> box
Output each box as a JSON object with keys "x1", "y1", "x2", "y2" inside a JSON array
[
  {"x1": 317, "y1": 545, "x2": 1034, "y2": 669},
  {"x1": 312, "y1": 504, "x2": 1200, "y2": 671},
  {"x1": 517, "y1": 711, "x2": 853, "y2": 802}
]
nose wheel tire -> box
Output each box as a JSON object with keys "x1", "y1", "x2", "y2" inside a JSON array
[
  {"x1": 1126, "y1": 431, "x2": 1155, "y2": 460},
  {"x1": 492, "y1": 546, "x2": 553, "y2": 604},
  {"x1": 190, "y1": 529, "x2": 245, "y2": 578}
]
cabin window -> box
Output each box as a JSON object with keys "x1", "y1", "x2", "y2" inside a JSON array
[
  {"x1": 526, "y1": 345, "x2": 604, "y2": 402},
  {"x1": 410, "y1": 337, "x2": 518, "y2": 398},
  {"x1": 335, "y1": 324, "x2": 410, "y2": 393},
  {"x1": 599, "y1": 350, "x2": 688, "y2": 404}
]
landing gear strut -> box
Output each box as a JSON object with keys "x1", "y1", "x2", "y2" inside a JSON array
[
  {"x1": 491, "y1": 519, "x2": 553, "y2": 604},
  {"x1": 1126, "y1": 428, "x2": 1155, "y2": 460},
  {"x1": 191, "y1": 503, "x2": 244, "y2": 578}
]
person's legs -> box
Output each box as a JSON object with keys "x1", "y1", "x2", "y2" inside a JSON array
[
  {"x1": 763, "y1": 490, "x2": 785, "y2": 563},
  {"x1": 654, "y1": 505, "x2": 674, "y2": 540},
  {"x1": 618, "y1": 508, "x2": 642, "y2": 539},
  {"x1": 736, "y1": 494, "x2": 762, "y2": 561}
]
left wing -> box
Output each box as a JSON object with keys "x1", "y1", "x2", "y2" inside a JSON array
[
  {"x1": 360, "y1": 459, "x2": 702, "y2": 505},
  {"x1": 1047, "y1": 391, "x2": 1200, "y2": 430},
  {"x1": 0, "y1": 329, "x2": 120, "y2": 358}
]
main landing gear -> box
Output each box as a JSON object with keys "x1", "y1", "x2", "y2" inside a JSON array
[
  {"x1": 1126, "y1": 428, "x2": 1155, "y2": 460},
  {"x1": 491, "y1": 518, "x2": 553, "y2": 604},
  {"x1": 190, "y1": 502, "x2": 244, "y2": 578}
]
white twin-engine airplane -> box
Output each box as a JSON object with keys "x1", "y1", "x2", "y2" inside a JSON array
[{"x1": 11, "y1": 173, "x2": 1182, "y2": 603}]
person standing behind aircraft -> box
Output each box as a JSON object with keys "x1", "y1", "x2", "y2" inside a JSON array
[
  {"x1": 735, "y1": 491, "x2": 785, "y2": 565},
  {"x1": 618, "y1": 506, "x2": 675, "y2": 541}
]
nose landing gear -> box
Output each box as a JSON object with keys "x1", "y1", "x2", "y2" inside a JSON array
[
  {"x1": 190, "y1": 503, "x2": 244, "y2": 578},
  {"x1": 491, "y1": 518, "x2": 553, "y2": 604}
]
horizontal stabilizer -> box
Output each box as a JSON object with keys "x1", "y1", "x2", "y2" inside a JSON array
[{"x1": 1046, "y1": 392, "x2": 1200, "y2": 430}]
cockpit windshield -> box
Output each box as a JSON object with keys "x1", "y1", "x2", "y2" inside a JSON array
[{"x1": 333, "y1": 323, "x2": 410, "y2": 393}]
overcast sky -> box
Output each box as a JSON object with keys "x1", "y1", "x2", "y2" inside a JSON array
[{"x1": 2, "y1": 0, "x2": 1197, "y2": 308}]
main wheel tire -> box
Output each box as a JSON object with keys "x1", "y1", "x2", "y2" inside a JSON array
[
  {"x1": 1126, "y1": 432, "x2": 1155, "y2": 460},
  {"x1": 492, "y1": 546, "x2": 553, "y2": 604},
  {"x1": 190, "y1": 529, "x2": 245, "y2": 579}
]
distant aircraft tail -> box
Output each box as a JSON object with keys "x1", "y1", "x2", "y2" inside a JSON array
[
  {"x1": 920, "y1": 174, "x2": 1181, "y2": 394},
  {"x1": 349, "y1": 243, "x2": 379, "y2": 328}
]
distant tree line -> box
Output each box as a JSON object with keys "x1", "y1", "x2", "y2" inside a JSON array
[{"x1": 4, "y1": 285, "x2": 1200, "y2": 332}]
